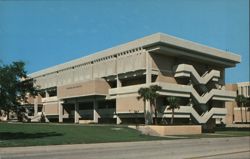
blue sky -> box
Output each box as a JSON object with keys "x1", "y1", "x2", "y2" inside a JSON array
[{"x1": 0, "y1": 0, "x2": 249, "y2": 83}]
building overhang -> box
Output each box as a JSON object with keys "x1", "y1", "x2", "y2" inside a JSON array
[{"x1": 146, "y1": 44, "x2": 240, "y2": 68}]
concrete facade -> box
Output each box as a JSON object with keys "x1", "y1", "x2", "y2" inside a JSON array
[
  {"x1": 27, "y1": 33, "x2": 241, "y2": 125},
  {"x1": 225, "y1": 82, "x2": 250, "y2": 124}
]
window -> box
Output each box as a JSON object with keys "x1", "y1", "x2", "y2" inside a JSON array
[
  {"x1": 98, "y1": 100, "x2": 116, "y2": 109},
  {"x1": 79, "y1": 102, "x2": 93, "y2": 110}
]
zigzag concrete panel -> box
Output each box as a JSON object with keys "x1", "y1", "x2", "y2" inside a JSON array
[{"x1": 174, "y1": 64, "x2": 220, "y2": 84}]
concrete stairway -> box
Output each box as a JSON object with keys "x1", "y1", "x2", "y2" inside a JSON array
[
  {"x1": 174, "y1": 64, "x2": 220, "y2": 84},
  {"x1": 171, "y1": 106, "x2": 226, "y2": 124},
  {"x1": 30, "y1": 112, "x2": 49, "y2": 122}
]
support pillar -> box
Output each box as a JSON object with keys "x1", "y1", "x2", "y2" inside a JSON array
[
  {"x1": 45, "y1": 90, "x2": 49, "y2": 98},
  {"x1": 116, "y1": 115, "x2": 121, "y2": 124},
  {"x1": 93, "y1": 99, "x2": 100, "y2": 123},
  {"x1": 145, "y1": 52, "x2": 153, "y2": 124},
  {"x1": 74, "y1": 102, "x2": 80, "y2": 124},
  {"x1": 146, "y1": 52, "x2": 152, "y2": 85},
  {"x1": 34, "y1": 96, "x2": 38, "y2": 116},
  {"x1": 58, "y1": 101, "x2": 63, "y2": 123},
  {"x1": 116, "y1": 75, "x2": 121, "y2": 124},
  {"x1": 117, "y1": 75, "x2": 122, "y2": 87}
]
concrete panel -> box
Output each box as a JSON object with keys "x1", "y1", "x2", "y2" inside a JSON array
[
  {"x1": 156, "y1": 73, "x2": 177, "y2": 84},
  {"x1": 44, "y1": 102, "x2": 58, "y2": 115},
  {"x1": 225, "y1": 84, "x2": 238, "y2": 91},
  {"x1": 225, "y1": 101, "x2": 236, "y2": 124},
  {"x1": 58, "y1": 79, "x2": 110, "y2": 98},
  {"x1": 151, "y1": 54, "x2": 175, "y2": 71},
  {"x1": 116, "y1": 96, "x2": 144, "y2": 113},
  {"x1": 136, "y1": 125, "x2": 202, "y2": 136},
  {"x1": 234, "y1": 108, "x2": 250, "y2": 123}
]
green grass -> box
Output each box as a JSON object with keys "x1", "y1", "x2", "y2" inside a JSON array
[
  {"x1": 0, "y1": 123, "x2": 249, "y2": 147},
  {"x1": 0, "y1": 123, "x2": 165, "y2": 147}
]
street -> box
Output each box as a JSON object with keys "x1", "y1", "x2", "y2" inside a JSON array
[{"x1": 1, "y1": 137, "x2": 250, "y2": 159}]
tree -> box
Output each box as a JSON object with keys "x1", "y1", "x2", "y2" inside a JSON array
[
  {"x1": 137, "y1": 85, "x2": 162, "y2": 125},
  {"x1": 167, "y1": 96, "x2": 180, "y2": 125},
  {"x1": 0, "y1": 61, "x2": 37, "y2": 120},
  {"x1": 150, "y1": 85, "x2": 162, "y2": 125},
  {"x1": 235, "y1": 95, "x2": 247, "y2": 123},
  {"x1": 138, "y1": 87, "x2": 151, "y2": 125}
]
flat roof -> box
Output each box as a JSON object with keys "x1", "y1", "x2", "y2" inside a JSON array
[{"x1": 29, "y1": 33, "x2": 241, "y2": 78}]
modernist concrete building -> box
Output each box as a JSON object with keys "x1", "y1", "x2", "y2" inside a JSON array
[
  {"x1": 27, "y1": 33, "x2": 241, "y2": 125},
  {"x1": 225, "y1": 82, "x2": 250, "y2": 124}
]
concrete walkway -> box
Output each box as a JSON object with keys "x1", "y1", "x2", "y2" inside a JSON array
[{"x1": 1, "y1": 137, "x2": 250, "y2": 159}]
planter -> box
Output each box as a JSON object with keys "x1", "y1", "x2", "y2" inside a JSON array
[{"x1": 131, "y1": 125, "x2": 202, "y2": 136}]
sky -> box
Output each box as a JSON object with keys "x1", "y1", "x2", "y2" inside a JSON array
[{"x1": 0, "y1": 0, "x2": 249, "y2": 83}]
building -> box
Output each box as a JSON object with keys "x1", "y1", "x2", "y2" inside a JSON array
[
  {"x1": 225, "y1": 82, "x2": 250, "y2": 124},
  {"x1": 27, "y1": 33, "x2": 241, "y2": 126}
]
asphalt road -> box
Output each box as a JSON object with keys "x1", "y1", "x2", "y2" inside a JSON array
[{"x1": 1, "y1": 137, "x2": 250, "y2": 159}]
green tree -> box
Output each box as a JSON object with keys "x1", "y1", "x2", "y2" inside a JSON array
[
  {"x1": 0, "y1": 61, "x2": 37, "y2": 120},
  {"x1": 150, "y1": 85, "x2": 162, "y2": 125},
  {"x1": 137, "y1": 85, "x2": 162, "y2": 125},
  {"x1": 138, "y1": 87, "x2": 151, "y2": 125},
  {"x1": 235, "y1": 95, "x2": 247, "y2": 123},
  {"x1": 167, "y1": 96, "x2": 180, "y2": 125}
]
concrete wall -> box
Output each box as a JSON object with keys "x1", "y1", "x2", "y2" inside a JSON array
[
  {"x1": 57, "y1": 79, "x2": 110, "y2": 98},
  {"x1": 116, "y1": 95, "x2": 144, "y2": 113},
  {"x1": 151, "y1": 54, "x2": 175, "y2": 71},
  {"x1": 233, "y1": 108, "x2": 250, "y2": 123},
  {"x1": 136, "y1": 125, "x2": 202, "y2": 136},
  {"x1": 156, "y1": 73, "x2": 177, "y2": 83},
  {"x1": 44, "y1": 102, "x2": 58, "y2": 115},
  {"x1": 225, "y1": 83, "x2": 250, "y2": 124}
]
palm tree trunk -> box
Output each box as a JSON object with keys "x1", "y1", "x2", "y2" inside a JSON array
[
  {"x1": 171, "y1": 109, "x2": 174, "y2": 125},
  {"x1": 154, "y1": 99, "x2": 158, "y2": 125},
  {"x1": 144, "y1": 100, "x2": 146, "y2": 125},
  {"x1": 240, "y1": 104, "x2": 243, "y2": 123},
  {"x1": 245, "y1": 106, "x2": 248, "y2": 123}
]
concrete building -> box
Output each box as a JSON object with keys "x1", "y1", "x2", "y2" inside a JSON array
[
  {"x1": 27, "y1": 33, "x2": 241, "y2": 125},
  {"x1": 225, "y1": 82, "x2": 250, "y2": 124}
]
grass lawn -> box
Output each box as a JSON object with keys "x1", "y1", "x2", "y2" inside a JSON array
[
  {"x1": 0, "y1": 123, "x2": 165, "y2": 147},
  {"x1": 0, "y1": 123, "x2": 249, "y2": 147}
]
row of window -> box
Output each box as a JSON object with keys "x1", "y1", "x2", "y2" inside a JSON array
[{"x1": 63, "y1": 100, "x2": 116, "y2": 110}]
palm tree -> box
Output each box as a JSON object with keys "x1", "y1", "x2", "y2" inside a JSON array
[
  {"x1": 138, "y1": 85, "x2": 162, "y2": 125},
  {"x1": 149, "y1": 85, "x2": 162, "y2": 125},
  {"x1": 138, "y1": 87, "x2": 151, "y2": 124},
  {"x1": 235, "y1": 95, "x2": 246, "y2": 123},
  {"x1": 167, "y1": 96, "x2": 180, "y2": 125}
]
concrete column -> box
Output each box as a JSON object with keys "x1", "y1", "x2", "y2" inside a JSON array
[
  {"x1": 145, "y1": 52, "x2": 153, "y2": 124},
  {"x1": 117, "y1": 75, "x2": 122, "y2": 88},
  {"x1": 34, "y1": 96, "x2": 38, "y2": 115},
  {"x1": 74, "y1": 102, "x2": 80, "y2": 124},
  {"x1": 116, "y1": 115, "x2": 121, "y2": 124},
  {"x1": 45, "y1": 90, "x2": 49, "y2": 98},
  {"x1": 93, "y1": 99, "x2": 100, "y2": 123},
  {"x1": 146, "y1": 52, "x2": 152, "y2": 85},
  {"x1": 58, "y1": 101, "x2": 63, "y2": 123}
]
